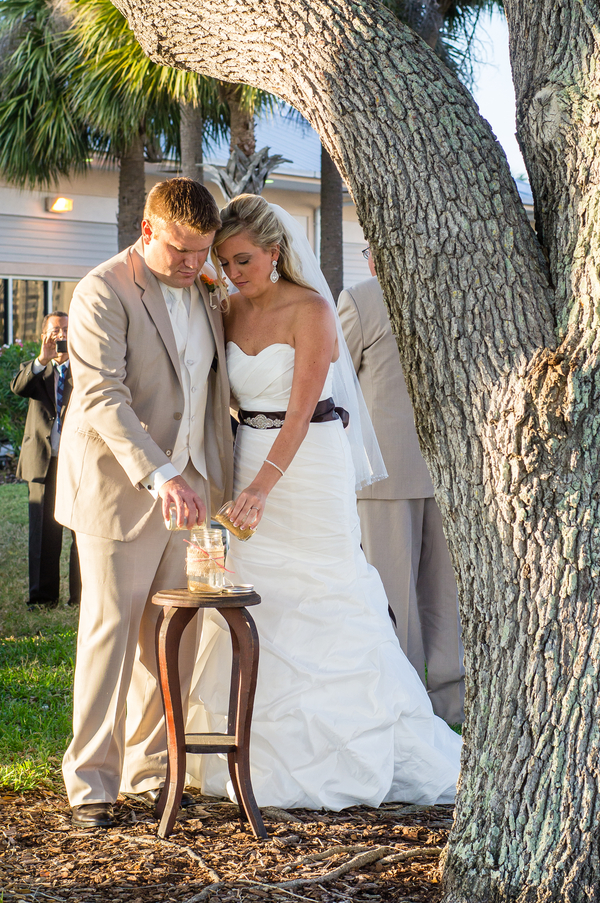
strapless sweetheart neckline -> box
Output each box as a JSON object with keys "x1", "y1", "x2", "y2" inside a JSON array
[
  {"x1": 227, "y1": 341, "x2": 294, "y2": 358},
  {"x1": 227, "y1": 341, "x2": 340, "y2": 365}
]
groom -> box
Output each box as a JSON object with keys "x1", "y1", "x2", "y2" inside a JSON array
[{"x1": 56, "y1": 178, "x2": 233, "y2": 828}]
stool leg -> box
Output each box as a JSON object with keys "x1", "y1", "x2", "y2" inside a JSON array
[
  {"x1": 155, "y1": 604, "x2": 198, "y2": 838},
  {"x1": 224, "y1": 623, "x2": 245, "y2": 828},
  {"x1": 221, "y1": 607, "x2": 267, "y2": 839}
]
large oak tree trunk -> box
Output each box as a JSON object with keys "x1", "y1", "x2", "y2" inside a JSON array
[
  {"x1": 117, "y1": 131, "x2": 145, "y2": 250},
  {"x1": 109, "y1": 0, "x2": 600, "y2": 898}
]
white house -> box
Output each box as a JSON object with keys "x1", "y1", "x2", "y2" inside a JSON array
[{"x1": 0, "y1": 110, "x2": 533, "y2": 344}]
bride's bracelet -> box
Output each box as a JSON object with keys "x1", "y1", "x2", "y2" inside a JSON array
[{"x1": 264, "y1": 458, "x2": 285, "y2": 477}]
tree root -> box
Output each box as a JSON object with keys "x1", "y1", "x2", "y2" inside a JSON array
[
  {"x1": 184, "y1": 843, "x2": 443, "y2": 901},
  {"x1": 280, "y1": 843, "x2": 371, "y2": 872},
  {"x1": 261, "y1": 806, "x2": 305, "y2": 825},
  {"x1": 186, "y1": 883, "x2": 315, "y2": 902},
  {"x1": 379, "y1": 845, "x2": 443, "y2": 869},
  {"x1": 171, "y1": 841, "x2": 221, "y2": 881}
]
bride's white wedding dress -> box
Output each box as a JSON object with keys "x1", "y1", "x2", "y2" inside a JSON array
[{"x1": 186, "y1": 342, "x2": 461, "y2": 809}]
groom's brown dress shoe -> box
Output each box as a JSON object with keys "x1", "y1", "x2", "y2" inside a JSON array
[
  {"x1": 123, "y1": 788, "x2": 196, "y2": 808},
  {"x1": 71, "y1": 802, "x2": 115, "y2": 828}
]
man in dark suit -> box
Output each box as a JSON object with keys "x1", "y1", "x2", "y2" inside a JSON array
[{"x1": 11, "y1": 311, "x2": 80, "y2": 610}]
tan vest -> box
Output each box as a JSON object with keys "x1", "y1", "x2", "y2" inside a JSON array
[{"x1": 160, "y1": 282, "x2": 215, "y2": 479}]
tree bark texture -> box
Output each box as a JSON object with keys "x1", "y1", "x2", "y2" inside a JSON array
[
  {"x1": 179, "y1": 99, "x2": 204, "y2": 182},
  {"x1": 117, "y1": 131, "x2": 145, "y2": 250},
  {"x1": 320, "y1": 144, "x2": 344, "y2": 300},
  {"x1": 108, "y1": 1, "x2": 600, "y2": 899}
]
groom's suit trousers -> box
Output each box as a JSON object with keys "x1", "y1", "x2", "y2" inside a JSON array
[{"x1": 62, "y1": 463, "x2": 209, "y2": 806}]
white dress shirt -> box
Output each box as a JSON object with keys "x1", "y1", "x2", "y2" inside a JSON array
[{"x1": 144, "y1": 280, "x2": 215, "y2": 496}]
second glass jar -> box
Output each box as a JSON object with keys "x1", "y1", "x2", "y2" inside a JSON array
[{"x1": 186, "y1": 528, "x2": 225, "y2": 593}]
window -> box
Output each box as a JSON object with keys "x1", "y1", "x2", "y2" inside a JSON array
[
  {"x1": 52, "y1": 281, "x2": 78, "y2": 313},
  {"x1": 12, "y1": 280, "x2": 46, "y2": 343},
  {"x1": 0, "y1": 277, "x2": 79, "y2": 343},
  {"x1": 0, "y1": 282, "x2": 6, "y2": 345}
]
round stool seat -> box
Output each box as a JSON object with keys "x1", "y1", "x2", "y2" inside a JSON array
[{"x1": 152, "y1": 587, "x2": 261, "y2": 608}]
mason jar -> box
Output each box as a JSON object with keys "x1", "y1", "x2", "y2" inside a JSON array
[
  {"x1": 214, "y1": 501, "x2": 256, "y2": 541},
  {"x1": 186, "y1": 528, "x2": 225, "y2": 593},
  {"x1": 166, "y1": 503, "x2": 188, "y2": 531}
]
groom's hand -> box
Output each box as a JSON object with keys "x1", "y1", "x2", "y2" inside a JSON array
[{"x1": 159, "y1": 476, "x2": 206, "y2": 528}]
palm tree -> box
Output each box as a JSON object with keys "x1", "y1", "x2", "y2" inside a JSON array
[
  {"x1": 0, "y1": 0, "x2": 229, "y2": 247},
  {"x1": 220, "y1": 83, "x2": 257, "y2": 157},
  {"x1": 383, "y1": 0, "x2": 503, "y2": 84},
  {"x1": 0, "y1": 0, "x2": 89, "y2": 187},
  {"x1": 179, "y1": 100, "x2": 205, "y2": 182},
  {"x1": 66, "y1": 0, "x2": 231, "y2": 247}
]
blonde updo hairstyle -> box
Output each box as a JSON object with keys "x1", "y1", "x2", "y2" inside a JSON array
[{"x1": 211, "y1": 194, "x2": 315, "y2": 292}]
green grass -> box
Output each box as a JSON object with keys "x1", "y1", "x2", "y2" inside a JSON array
[
  {"x1": 0, "y1": 482, "x2": 77, "y2": 791},
  {"x1": 0, "y1": 632, "x2": 75, "y2": 790},
  {"x1": 0, "y1": 481, "x2": 463, "y2": 793}
]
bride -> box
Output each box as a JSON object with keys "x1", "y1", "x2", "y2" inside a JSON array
[{"x1": 186, "y1": 194, "x2": 461, "y2": 809}]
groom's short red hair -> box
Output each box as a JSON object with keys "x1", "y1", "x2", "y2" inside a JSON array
[{"x1": 144, "y1": 178, "x2": 221, "y2": 235}]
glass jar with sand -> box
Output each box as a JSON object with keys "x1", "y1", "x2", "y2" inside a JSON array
[
  {"x1": 186, "y1": 528, "x2": 225, "y2": 593},
  {"x1": 214, "y1": 501, "x2": 256, "y2": 541}
]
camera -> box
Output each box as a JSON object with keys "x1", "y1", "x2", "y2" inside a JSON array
[{"x1": 55, "y1": 340, "x2": 68, "y2": 353}]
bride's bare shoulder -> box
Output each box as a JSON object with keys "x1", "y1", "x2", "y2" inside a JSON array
[
  {"x1": 291, "y1": 286, "x2": 334, "y2": 320},
  {"x1": 286, "y1": 288, "x2": 336, "y2": 344}
]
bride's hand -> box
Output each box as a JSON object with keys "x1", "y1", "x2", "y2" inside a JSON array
[{"x1": 230, "y1": 486, "x2": 267, "y2": 529}]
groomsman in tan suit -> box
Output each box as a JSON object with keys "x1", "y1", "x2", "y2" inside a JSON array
[
  {"x1": 338, "y1": 254, "x2": 464, "y2": 724},
  {"x1": 56, "y1": 179, "x2": 233, "y2": 828}
]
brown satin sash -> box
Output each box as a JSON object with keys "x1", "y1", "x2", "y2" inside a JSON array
[{"x1": 239, "y1": 397, "x2": 349, "y2": 430}]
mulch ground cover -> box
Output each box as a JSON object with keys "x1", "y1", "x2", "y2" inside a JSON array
[{"x1": 0, "y1": 790, "x2": 452, "y2": 902}]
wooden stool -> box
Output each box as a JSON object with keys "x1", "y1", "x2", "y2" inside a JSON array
[{"x1": 152, "y1": 587, "x2": 267, "y2": 840}]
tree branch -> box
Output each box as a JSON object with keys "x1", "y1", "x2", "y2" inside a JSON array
[{"x1": 183, "y1": 844, "x2": 443, "y2": 902}]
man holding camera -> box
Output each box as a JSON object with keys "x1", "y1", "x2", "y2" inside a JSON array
[{"x1": 11, "y1": 311, "x2": 81, "y2": 610}]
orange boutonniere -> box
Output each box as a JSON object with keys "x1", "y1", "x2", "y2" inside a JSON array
[{"x1": 200, "y1": 273, "x2": 217, "y2": 293}]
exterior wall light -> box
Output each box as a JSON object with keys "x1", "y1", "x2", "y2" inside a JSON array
[{"x1": 45, "y1": 197, "x2": 74, "y2": 213}]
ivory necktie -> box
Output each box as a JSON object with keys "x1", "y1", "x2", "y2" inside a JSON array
[{"x1": 168, "y1": 288, "x2": 190, "y2": 351}]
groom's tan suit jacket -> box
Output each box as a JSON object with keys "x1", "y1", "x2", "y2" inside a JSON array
[
  {"x1": 56, "y1": 238, "x2": 233, "y2": 537},
  {"x1": 57, "y1": 238, "x2": 234, "y2": 806}
]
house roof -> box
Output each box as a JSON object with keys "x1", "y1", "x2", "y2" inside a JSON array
[
  {"x1": 206, "y1": 107, "x2": 535, "y2": 211},
  {"x1": 206, "y1": 108, "x2": 321, "y2": 180}
]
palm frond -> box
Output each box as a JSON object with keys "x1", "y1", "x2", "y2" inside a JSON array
[
  {"x1": 382, "y1": 0, "x2": 504, "y2": 88},
  {"x1": 0, "y1": 0, "x2": 89, "y2": 186},
  {"x1": 67, "y1": 0, "x2": 229, "y2": 154}
]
